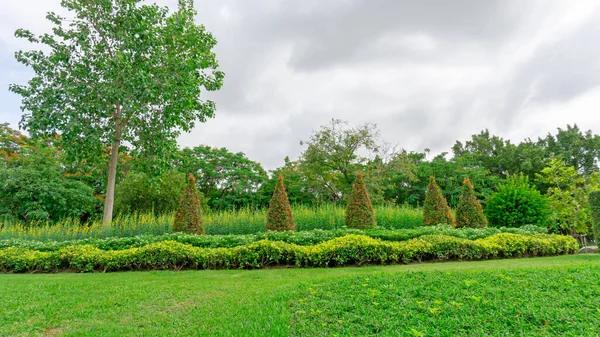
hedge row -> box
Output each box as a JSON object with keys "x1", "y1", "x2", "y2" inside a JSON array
[
  {"x1": 0, "y1": 233, "x2": 577, "y2": 273},
  {"x1": 0, "y1": 225, "x2": 548, "y2": 252}
]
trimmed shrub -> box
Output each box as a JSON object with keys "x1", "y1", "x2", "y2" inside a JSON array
[
  {"x1": 173, "y1": 174, "x2": 204, "y2": 234},
  {"x1": 345, "y1": 170, "x2": 376, "y2": 229},
  {"x1": 589, "y1": 191, "x2": 600, "y2": 241},
  {"x1": 0, "y1": 233, "x2": 578, "y2": 272},
  {"x1": 265, "y1": 175, "x2": 295, "y2": 231},
  {"x1": 423, "y1": 176, "x2": 454, "y2": 226},
  {"x1": 456, "y1": 178, "x2": 488, "y2": 228},
  {"x1": 485, "y1": 174, "x2": 549, "y2": 228}
]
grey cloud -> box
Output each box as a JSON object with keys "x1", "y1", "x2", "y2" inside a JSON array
[
  {"x1": 523, "y1": 10, "x2": 600, "y2": 104},
  {"x1": 3, "y1": 0, "x2": 600, "y2": 170},
  {"x1": 265, "y1": 0, "x2": 534, "y2": 71}
]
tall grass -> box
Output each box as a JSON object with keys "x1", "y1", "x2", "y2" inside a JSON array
[
  {"x1": 0, "y1": 204, "x2": 423, "y2": 241},
  {"x1": 204, "y1": 204, "x2": 423, "y2": 235},
  {"x1": 0, "y1": 213, "x2": 172, "y2": 241}
]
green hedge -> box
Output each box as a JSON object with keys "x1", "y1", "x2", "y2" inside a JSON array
[
  {"x1": 0, "y1": 233, "x2": 577, "y2": 273},
  {"x1": 0, "y1": 225, "x2": 548, "y2": 252}
]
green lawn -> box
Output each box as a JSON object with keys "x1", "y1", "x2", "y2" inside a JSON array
[{"x1": 1, "y1": 255, "x2": 599, "y2": 336}]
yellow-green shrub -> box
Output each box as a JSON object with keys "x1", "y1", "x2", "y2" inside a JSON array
[{"x1": 0, "y1": 233, "x2": 578, "y2": 273}]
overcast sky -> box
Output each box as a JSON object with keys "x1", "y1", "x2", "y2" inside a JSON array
[{"x1": 2, "y1": 0, "x2": 600, "y2": 169}]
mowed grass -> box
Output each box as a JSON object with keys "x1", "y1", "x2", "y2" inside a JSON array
[
  {"x1": 0, "y1": 255, "x2": 598, "y2": 336},
  {"x1": 290, "y1": 263, "x2": 600, "y2": 336}
]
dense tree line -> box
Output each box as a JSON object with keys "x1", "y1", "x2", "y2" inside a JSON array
[{"x1": 2, "y1": 121, "x2": 599, "y2": 223}]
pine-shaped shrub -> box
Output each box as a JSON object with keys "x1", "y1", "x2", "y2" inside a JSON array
[
  {"x1": 173, "y1": 173, "x2": 204, "y2": 234},
  {"x1": 589, "y1": 191, "x2": 600, "y2": 241},
  {"x1": 423, "y1": 176, "x2": 455, "y2": 226},
  {"x1": 456, "y1": 177, "x2": 488, "y2": 228},
  {"x1": 266, "y1": 175, "x2": 296, "y2": 231},
  {"x1": 345, "y1": 170, "x2": 376, "y2": 229}
]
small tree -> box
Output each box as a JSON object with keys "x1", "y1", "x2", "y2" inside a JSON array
[
  {"x1": 589, "y1": 191, "x2": 600, "y2": 241},
  {"x1": 265, "y1": 175, "x2": 295, "y2": 231},
  {"x1": 536, "y1": 158, "x2": 591, "y2": 235},
  {"x1": 345, "y1": 170, "x2": 376, "y2": 229},
  {"x1": 173, "y1": 174, "x2": 204, "y2": 234},
  {"x1": 423, "y1": 176, "x2": 454, "y2": 226},
  {"x1": 456, "y1": 178, "x2": 488, "y2": 228}
]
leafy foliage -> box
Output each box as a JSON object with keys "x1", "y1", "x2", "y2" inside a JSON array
[
  {"x1": 173, "y1": 174, "x2": 204, "y2": 234},
  {"x1": 0, "y1": 141, "x2": 97, "y2": 223},
  {"x1": 114, "y1": 171, "x2": 186, "y2": 215},
  {"x1": 10, "y1": 0, "x2": 224, "y2": 223},
  {"x1": 485, "y1": 174, "x2": 549, "y2": 228},
  {"x1": 589, "y1": 191, "x2": 600, "y2": 240},
  {"x1": 265, "y1": 175, "x2": 295, "y2": 231},
  {"x1": 536, "y1": 158, "x2": 593, "y2": 234},
  {"x1": 544, "y1": 124, "x2": 600, "y2": 175},
  {"x1": 456, "y1": 178, "x2": 488, "y2": 228},
  {"x1": 423, "y1": 176, "x2": 454, "y2": 226},
  {"x1": 345, "y1": 171, "x2": 376, "y2": 229},
  {"x1": 452, "y1": 129, "x2": 519, "y2": 178},
  {"x1": 0, "y1": 123, "x2": 33, "y2": 164}
]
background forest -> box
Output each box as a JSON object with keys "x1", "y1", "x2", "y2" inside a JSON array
[{"x1": 2, "y1": 119, "x2": 599, "y2": 237}]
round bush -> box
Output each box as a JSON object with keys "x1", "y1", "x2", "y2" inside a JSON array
[{"x1": 485, "y1": 175, "x2": 549, "y2": 228}]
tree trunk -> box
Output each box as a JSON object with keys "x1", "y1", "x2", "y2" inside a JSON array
[{"x1": 102, "y1": 124, "x2": 122, "y2": 226}]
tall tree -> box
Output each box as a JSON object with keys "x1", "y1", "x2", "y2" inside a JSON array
[
  {"x1": 542, "y1": 124, "x2": 600, "y2": 176},
  {"x1": 176, "y1": 146, "x2": 267, "y2": 210},
  {"x1": 10, "y1": 0, "x2": 224, "y2": 224},
  {"x1": 299, "y1": 119, "x2": 379, "y2": 202},
  {"x1": 452, "y1": 129, "x2": 515, "y2": 177}
]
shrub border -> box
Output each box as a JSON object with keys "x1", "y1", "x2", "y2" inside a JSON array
[{"x1": 0, "y1": 233, "x2": 578, "y2": 273}]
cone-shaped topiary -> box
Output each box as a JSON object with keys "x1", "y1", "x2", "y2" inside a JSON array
[
  {"x1": 266, "y1": 175, "x2": 296, "y2": 231},
  {"x1": 173, "y1": 173, "x2": 204, "y2": 234},
  {"x1": 456, "y1": 177, "x2": 488, "y2": 228},
  {"x1": 345, "y1": 170, "x2": 376, "y2": 229},
  {"x1": 423, "y1": 176, "x2": 455, "y2": 226},
  {"x1": 589, "y1": 191, "x2": 600, "y2": 241}
]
